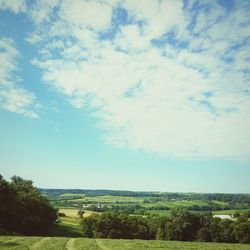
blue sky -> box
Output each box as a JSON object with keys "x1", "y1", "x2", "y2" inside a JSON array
[{"x1": 0, "y1": 0, "x2": 250, "y2": 193}]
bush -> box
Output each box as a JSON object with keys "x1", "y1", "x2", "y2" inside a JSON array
[{"x1": 58, "y1": 212, "x2": 66, "y2": 217}]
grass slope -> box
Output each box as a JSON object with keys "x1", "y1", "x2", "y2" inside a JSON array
[{"x1": 0, "y1": 236, "x2": 249, "y2": 250}]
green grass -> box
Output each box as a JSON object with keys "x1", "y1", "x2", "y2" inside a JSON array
[
  {"x1": 59, "y1": 195, "x2": 219, "y2": 210},
  {"x1": 49, "y1": 211, "x2": 83, "y2": 237},
  {"x1": 49, "y1": 208, "x2": 103, "y2": 238},
  {"x1": 58, "y1": 208, "x2": 98, "y2": 218},
  {"x1": 59, "y1": 195, "x2": 211, "y2": 207},
  {"x1": 211, "y1": 200, "x2": 228, "y2": 206},
  {"x1": 211, "y1": 209, "x2": 249, "y2": 215},
  {"x1": 66, "y1": 195, "x2": 145, "y2": 203},
  {"x1": 59, "y1": 193, "x2": 86, "y2": 197},
  {"x1": 146, "y1": 210, "x2": 172, "y2": 216},
  {"x1": 0, "y1": 236, "x2": 249, "y2": 249}
]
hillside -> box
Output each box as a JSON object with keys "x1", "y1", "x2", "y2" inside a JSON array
[{"x1": 1, "y1": 236, "x2": 250, "y2": 250}]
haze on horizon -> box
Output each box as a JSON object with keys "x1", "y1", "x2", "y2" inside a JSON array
[{"x1": 0, "y1": 0, "x2": 249, "y2": 193}]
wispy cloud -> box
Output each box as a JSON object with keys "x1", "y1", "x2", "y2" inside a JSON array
[
  {"x1": 0, "y1": 0, "x2": 27, "y2": 13},
  {"x1": 0, "y1": 38, "x2": 38, "y2": 118},
  {"x1": 14, "y1": 0, "x2": 250, "y2": 158}
]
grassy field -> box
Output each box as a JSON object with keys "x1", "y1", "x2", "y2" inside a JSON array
[
  {"x1": 57, "y1": 194, "x2": 213, "y2": 206},
  {"x1": 50, "y1": 208, "x2": 101, "y2": 237},
  {"x1": 211, "y1": 209, "x2": 248, "y2": 215},
  {"x1": 59, "y1": 208, "x2": 98, "y2": 218},
  {"x1": 0, "y1": 236, "x2": 249, "y2": 250},
  {"x1": 55, "y1": 194, "x2": 228, "y2": 209}
]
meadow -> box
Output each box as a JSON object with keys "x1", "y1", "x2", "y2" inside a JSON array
[{"x1": 1, "y1": 236, "x2": 250, "y2": 250}]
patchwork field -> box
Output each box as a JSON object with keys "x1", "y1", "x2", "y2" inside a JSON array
[
  {"x1": 59, "y1": 208, "x2": 98, "y2": 218},
  {"x1": 0, "y1": 236, "x2": 250, "y2": 250},
  {"x1": 49, "y1": 192, "x2": 249, "y2": 219}
]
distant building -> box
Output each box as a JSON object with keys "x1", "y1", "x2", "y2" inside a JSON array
[{"x1": 213, "y1": 214, "x2": 232, "y2": 220}]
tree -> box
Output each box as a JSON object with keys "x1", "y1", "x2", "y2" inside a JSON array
[
  {"x1": 0, "y1": 175, "x2": 17, "y2": 232},
  {"x1": 156, "y1": 217, "x2": 169, "y2": 240},
  {"x1": 81, "y1": 216, "x2": 96, "y2": 238},
  {"x1": 58, "y1": 212, "x2": 66, "y2": 217},
  {"x1": 0, "y1": 175, "x2": 58, "y2": 235},
  {"x1": 234, "y1": 217, "x2": 250, "y2": 243},
  {"x1": 77, "y1": 210, "x2": 85, "y2": 218},
  {"x1": 169, "y1": 208, "x2": 201, "y2": 241},
  {"x1": 233, "y1": 212, "x2": 240, "y2": 218}
]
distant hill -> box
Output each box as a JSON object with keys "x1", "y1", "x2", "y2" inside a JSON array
[{"x1": 39, "y1": 188, "x2": 250, "y2": 204}]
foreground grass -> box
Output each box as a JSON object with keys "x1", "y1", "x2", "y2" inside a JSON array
[{"x1": 0, "y1": 236, "x2": 249, "y2": 250}]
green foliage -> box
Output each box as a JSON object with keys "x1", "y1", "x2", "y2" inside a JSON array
[
  {"x1": 0, "y1": 175, "x2": 57, "y2": 235},
  {"x1": 210, "y1": 218, "x2": 236, "y2": 243},
  {"x1": 234, "y1": 218, "x2": 250, "y2": 243},
  {"x1": 81, "y1": 212, "x2": 155, "y2": 240},
  {"x1": 80, "y1": 209, "x2": 250, "y2": 244},
  {"x1": 233, "y1": 212, "x2": 241, "y2": 218},
  {"x1": 81, "y1": 216, "x2": 95, "y2": 238},
  {"x1": 77, "y1": 210, "x2": 85, "y2": 218},
  {"x1": 155, "y1": 217, "x2": 170, "y2": 240},
  {"x1": 57, "y1": 212, "x2": 66, "y2": 217},
  {"x1": 168, "y1": 208, "x2": 201, "y2": 241}
]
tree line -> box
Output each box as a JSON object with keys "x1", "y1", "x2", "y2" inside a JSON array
[
  {"x1": 0, "y1": 175, "x2": 57, "y2": 235},
  {"x1": 40, "y1": 188, "x2": 250, "y2": 203},
  {"x1": 81, "y1": 209, "x2": 250, "y2": 243},
  {"x1": 42, "y1": 188, "x2": 250, "y2": 211}
]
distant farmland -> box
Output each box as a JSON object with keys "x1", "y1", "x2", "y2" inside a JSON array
[{"x1": 41, "y1": 189, "x2": 250, "y2": 218}]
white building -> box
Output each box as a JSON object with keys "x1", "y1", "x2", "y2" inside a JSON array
[{"x1": 213, "y1": 214, "x2": 232, "y2": 220}]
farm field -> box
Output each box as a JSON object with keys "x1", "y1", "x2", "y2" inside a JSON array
[
  {"x1": 0, "y1": 236, "x2": 250, "y2": 250},
  {"x1": 54, "y1": 193, "x2": 218, "y2": 207},
  {"x1": 51, "y1": 208, "x2": 96, "y2": 237},
  {"x1": 46, "y1": 191, "x2": 250, "y2": 219},
  {"x1": 59, "y1": 205, "x2": 246, "y2": 219},
  {"x1": 52, "y1": 193, "x2": 217, "y2": 206},
  {"x1": 52, "y1": 208, "x2": 98, "y2": 237},
  {"x1": 59, "y1": 208, "x2": 98, "y2": 218}
]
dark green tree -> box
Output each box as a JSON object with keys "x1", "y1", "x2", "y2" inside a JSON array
[
  {"x1": 169, "y1": 208, "x2": 201, "y2": 241},
  {"x1": 77, "y1": 210, "x2": 85, "y2": 218},
  {"x1": 0, "y1": 175, "x2": 57, "y2": 235},
  {"x1": 234, "y1": 217, "x2": 250, "y2": 243}
]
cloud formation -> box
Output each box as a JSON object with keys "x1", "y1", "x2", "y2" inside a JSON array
[
  {"x1": 0, "y1": 38, "x2": 38, "y2": 118},
  {"x1": 0, "y1": 0, "x2": 27, "y2": 13},
  {"x1": 3, "y1": 0, "x2": 250, "y2": 158}
]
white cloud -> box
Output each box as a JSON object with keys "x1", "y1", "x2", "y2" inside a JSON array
[
  {"x1": 28, "y1": 0, "x2": 60, "y2": 25},
  {"x1": 191, "y1": 1, "x2": 226, "y2": 36},
  {"x1": 0, "y1": 38, "x2": 38, "y2": 118},
  {"x1": 0, "y1": 0, "x2": 27, "y2": 13},
  {"x1": 121, "y1": 0, "x2": 185, "y2": 39},
  {"x1": 59, "y1": 0, "x2": 114, "y2": 31},
  {"x1": 115, "y1": 24, "x2": 149, "y2": 51},
  {"x1": 26, "y1": 0, "x2": 250, "y2": 159}
]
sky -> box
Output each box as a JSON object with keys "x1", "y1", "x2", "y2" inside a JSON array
[{"x1": 0, "y1": 0, "x2": 250, "y2": 193}]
